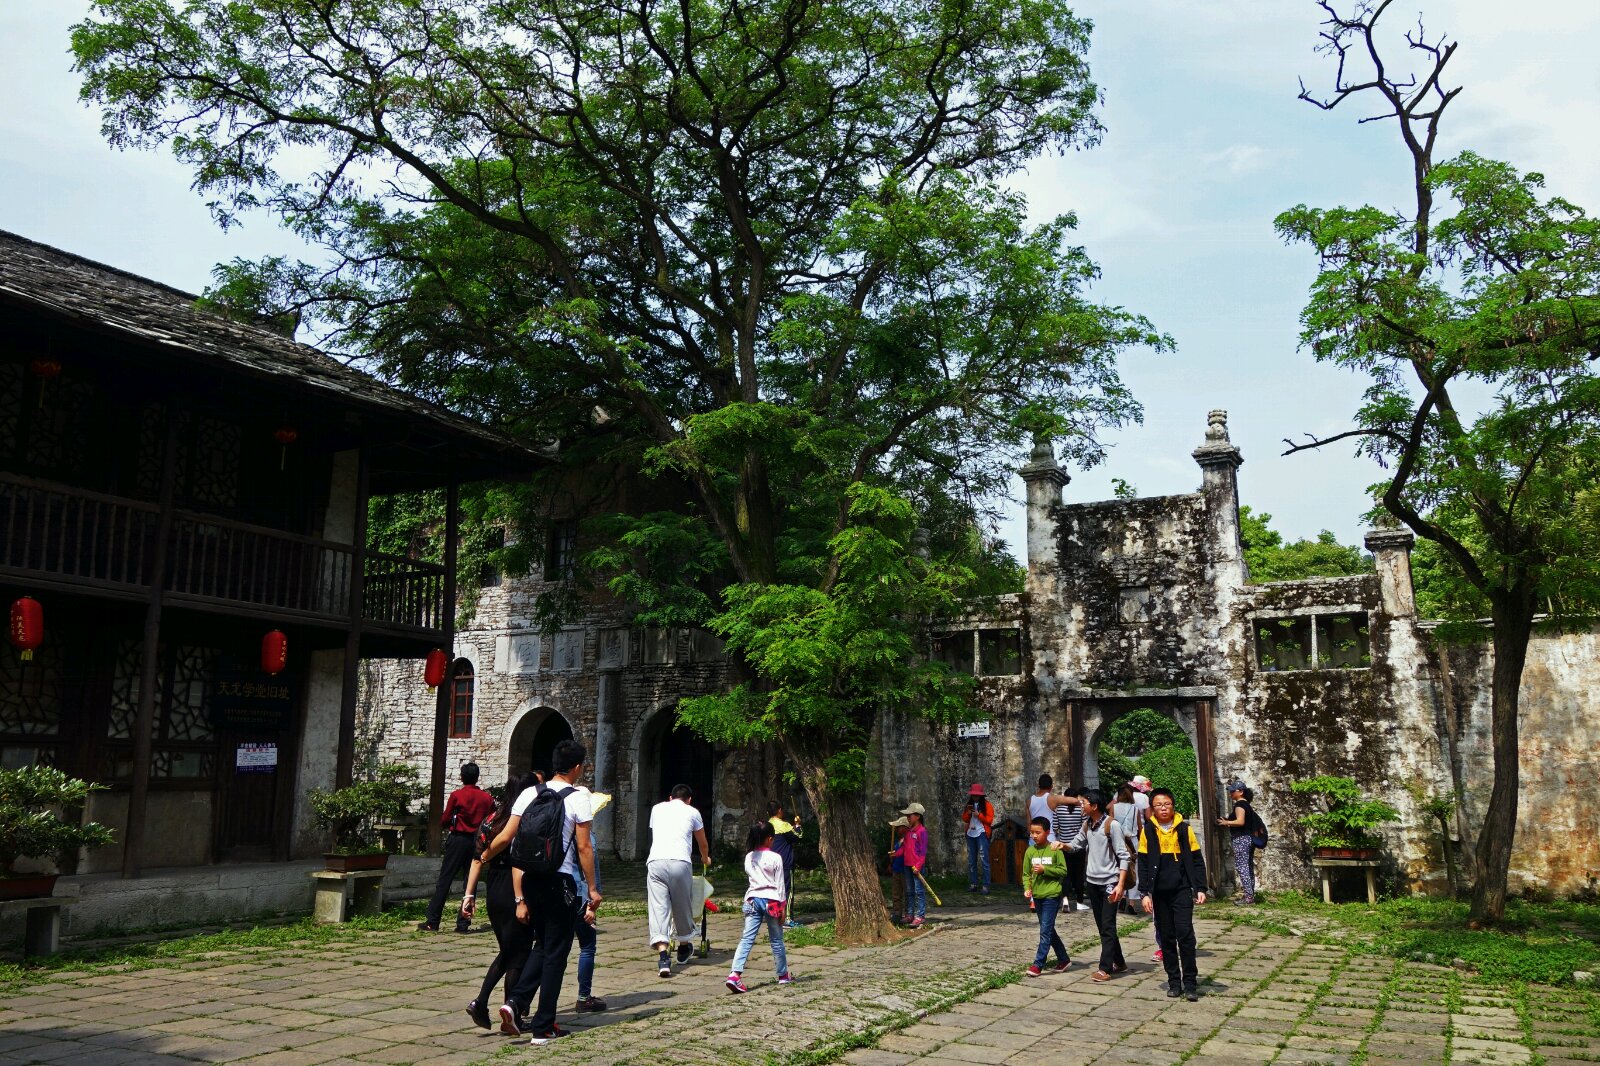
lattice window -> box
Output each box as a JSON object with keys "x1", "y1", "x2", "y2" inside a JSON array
[
  {"x1": 166, "y1": 646, "x2": 216, "y2": 741},
  {"x1": 0, "y1": 639, "x2": 63, "y2": 737},
  {"x1": 107, "y1": 639, "x2": 143, "y2": 740},
  {"x1": 107, "y1": 640, "x2": 217, "y2": 741},
  {"x1": 24, "y1": 372, "x2": 94, "y2": 477},
  {"x1": 449, "y1": 658, "x2": 475, "y2": 737},
  {"x1": 134, "y1": 403, "x2": 169, "y2": 499},
  {"x1": 1315, "y1": 613, "x2": 1371, "y2": 669},
  {"x1": 186, "y1": 416, "x2": 241, "y2": 510},
  {"x1": 0, "y1": 360, "x2": 21, "y2": 459}
]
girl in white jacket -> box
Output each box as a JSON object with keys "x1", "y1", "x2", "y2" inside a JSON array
[{"x1": 725, "y1": 822, "x2": 792, "y2": 992}]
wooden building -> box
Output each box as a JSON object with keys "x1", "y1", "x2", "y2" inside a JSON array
[{"x1": 0, "y1": 231, "x2": 539, "y2": 876}]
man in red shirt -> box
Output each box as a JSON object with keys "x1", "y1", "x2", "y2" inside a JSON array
[{"x1": 420, "y1": 762, "x2": 496, "y2": 932}]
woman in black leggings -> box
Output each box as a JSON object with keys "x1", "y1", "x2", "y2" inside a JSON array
[{"x1": 460, "y1": 772, "x2": 540, "y2": 1029}]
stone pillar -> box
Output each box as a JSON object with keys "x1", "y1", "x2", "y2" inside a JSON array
[
  {"x1": 1192, "y1": 410, "x2": 1245, "y2": 584},
  {"x1": 593, "y1": 671, "x2": 620, "y2": 855},
  {"x1": 1364, "y1": 524, "x2": 1418, "y2": 619},
  {"x1": 1018, "y1": 435, "x2": 1069, "y2": 571}
]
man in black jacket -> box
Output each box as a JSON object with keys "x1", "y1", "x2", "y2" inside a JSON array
[{"x1": 1135, "y1": 788, "x2": 1208, "y2": 1000}]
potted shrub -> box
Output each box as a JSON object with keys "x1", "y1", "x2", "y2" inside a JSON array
[
  {"x1": 0, "y1": 765, "x2": 115, "y2": 899},
  {"x1": 308, "y1": 763, "x2": 424, "y2": 872},
  {"x1": 1290, "y1": 775, "x2": 1400, "y2": 860}
]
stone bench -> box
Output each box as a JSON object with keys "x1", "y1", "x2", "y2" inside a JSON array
[
  {"x1": 310, "y1": 870, "x2": 386, "y2": 923},
  {"x1": 1, "y1": 896, "x2": 77, "y2": 957},
  {"x1": 1310, "y1": 857, "x2": 1380, "y2": 904}
]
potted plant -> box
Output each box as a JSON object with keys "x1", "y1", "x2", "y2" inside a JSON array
[
  {"x1": 308, "y1": 763, "x2": 424, "y2": 872},
  {"x1": 0, "y1": 766, "x2": 115, "y2": 899},
  {"x1": 1290, "y1": 775, "x2": 1400, "y2": 860}
]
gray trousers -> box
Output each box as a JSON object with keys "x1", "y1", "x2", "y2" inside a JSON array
[{"x1": 646, "y1": 858, "x2": 696, "y2": 948}]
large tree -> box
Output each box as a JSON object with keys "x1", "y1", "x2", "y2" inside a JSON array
[
  {"x1": 73, "y1": 0, "x2": 1165, "y2": 940},
  {"x1": 1279, "y1": 0, "x2": 1600, "y2": 921}
]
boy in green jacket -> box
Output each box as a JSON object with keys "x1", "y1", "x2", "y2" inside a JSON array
[{"x1": 1022, "y1": 816, "x2": 1070, "y2": 976}]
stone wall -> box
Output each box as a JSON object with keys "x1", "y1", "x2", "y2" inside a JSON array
[{"x1": 364, "y1": 410, "x2": 1600, "y2": 898}]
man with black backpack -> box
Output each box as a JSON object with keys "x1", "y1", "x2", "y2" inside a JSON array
[
  {"x1": 492, "y1": 738, "x2": 602, "y2": 1044},
  {"x1": 1136, "y1": 787, "x2": 1208, "y2": 1001}
]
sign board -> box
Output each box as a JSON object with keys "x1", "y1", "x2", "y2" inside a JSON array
[
  {"x1": 957, "y1": 722, "x2": 992, "y2": 739},
  {"x1": 211, "y1": 671, "x2": 294, "y2": 730},
  {"x1": 236, "y1": 742, "x2": 278, "y2": 773}
]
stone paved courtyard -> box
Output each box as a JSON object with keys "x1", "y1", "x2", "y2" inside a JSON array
[{"x1": 6, "y1": 895, "x2": 1600, "y2": 1066}]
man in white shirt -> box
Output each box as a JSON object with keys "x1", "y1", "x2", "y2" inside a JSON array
[
  {"x1": 647, "y1": 784, "x2": 712, "y2": 977},
  {"x1": 492, "y1": 739, "x2": 601, "y2": 1044}
]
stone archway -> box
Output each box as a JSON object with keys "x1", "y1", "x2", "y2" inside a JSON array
[
  {"x1": 1071, "y1": 697, "x2": 1222, "y2": 885},
  {"x1": 631, "y1": 703, "x2": 716, "y2": 856},
  {"x1": 506, "y1": 705, "x2": 576, "y2": 782}
]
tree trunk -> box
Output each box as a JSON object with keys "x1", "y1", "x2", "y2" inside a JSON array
[
  {"x1": 785, "y1": 740, "x2": 897, "y2": 945},
  {"x1": 1468, "y1": 597, "x2": 1535, "y2": 923}
]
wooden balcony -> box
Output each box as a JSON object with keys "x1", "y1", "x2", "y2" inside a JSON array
[{"x1": 0, "y1": 472, "x2": 446, "y2": 637}]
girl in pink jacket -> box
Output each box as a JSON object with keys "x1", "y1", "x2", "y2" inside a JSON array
[{"x1": 895, "y1": 803, "x2": 929, "y2": 927}]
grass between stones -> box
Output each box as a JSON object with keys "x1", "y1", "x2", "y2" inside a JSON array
[{"x1": 1228, "y1": 890, "x2": 1600, "y2": 988}]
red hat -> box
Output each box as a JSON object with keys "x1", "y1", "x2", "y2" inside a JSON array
[{"x1": 968, "y1": 783, "x2": 985, "y2": 796}]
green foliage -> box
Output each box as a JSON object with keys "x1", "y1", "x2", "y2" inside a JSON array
[
  {"x1": 307, "y1": 764, "x2": 425, "y2": 855},
  {"x1": 1095, "y1": 746, "x2": 1138, "y2": 792},
  {"x1": 1289, "y1": 776, "x2": 1401, "y2": 850},
  {"x1": 71, "y1": 0, "x2": 1169, "y2": 936},
  {"x1": 0, "y1": 766, "x2": 116, "y2": 874},
  {"x1": 1239, "y1": 506, "x2": 1372, "y2": 583},
  {"x1": 1103, "y1": 707, "x2": 1187, "y2": 758},
  {"x1": 1138, "y1": 745, "x2": 1199, "y2": 821}
]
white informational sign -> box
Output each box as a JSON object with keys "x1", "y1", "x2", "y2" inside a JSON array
[
  {"x1": 957, "y1": 722, "x2": 992, "y2": 739},
  {"x1": 236, "y1": 742, "x2": 278, "y2": 772}
]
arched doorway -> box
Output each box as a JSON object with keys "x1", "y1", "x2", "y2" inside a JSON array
[
  {"x1": 634, "y1": 705, "x2": 716, "y2": 853},
  {"x1": 507, "y1": 706, "x2": 575, "y2": 782}
]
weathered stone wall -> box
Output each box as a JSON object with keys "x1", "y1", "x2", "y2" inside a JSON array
[
  {"x1": 366, "y1": 410, "x2": 1600, "y2": 898},
  {"x1": 1438, "y1": 628, "x2": 1600, "y2": 896}
]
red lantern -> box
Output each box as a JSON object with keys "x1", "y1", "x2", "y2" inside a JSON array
[
  {"x1": 424, "y1": 648, "x2": 449, "y2": 690},
  {"x1": 9, "y1": 597, "x2": 43, "y2": 662},
  {"x1": 272, "y1": 427, "x2": 298, "y2": 471},
  {"x1": 261, "y1": 629, "x2": 288, "y2": 676},
  {"x1": 27, "y1": 358, "x2": 61, "y2": 409}
]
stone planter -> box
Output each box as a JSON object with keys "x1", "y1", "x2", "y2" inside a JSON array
[
  {"x1": 0, "y1": 873, "x2": 59, "y2": 901},
  {"x1": 324, "y1": 852, "x2": 389, "y2": 873}
]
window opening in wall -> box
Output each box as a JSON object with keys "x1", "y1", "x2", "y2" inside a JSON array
[
  {"x1": 931, "y1": 631, "x2": 975, "y2": 674},
  {"x1": 1254, "y1": 611, "x2": 1371, "y2": 671},
  {"x1": 1315, "y1": 613, "x2": 1371, "y2": 669},
  {"x1": 978, "y1": 629, "x2": 1021, "y2": 675},
  {"x1": 641, "y1": 627, "x2": 675, "y2": 665},
  {"x1": 478, "y1": 527, "x2": 505, "y2": 588},
  {"x1": 545, "y1": 520, "x2": 577, "y2": 580},
  {"x1": 449, "y1": 658, "x2": 475, "y2": 737},
  {"x1": 1255, "y1": 616, "x2": 1313, "y2": 672}
]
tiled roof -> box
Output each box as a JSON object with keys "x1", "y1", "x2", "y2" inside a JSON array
[{"x1": 0, "y1": 228, "x2": 541, "y2": 465}]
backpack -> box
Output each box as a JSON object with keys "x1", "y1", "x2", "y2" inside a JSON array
[
  {"x1": 510, "y1": 784, "x2": 576, "y2": 874},
  {"x1": 1248, "y1": 805, "x2": 1270, "y2": 851}
]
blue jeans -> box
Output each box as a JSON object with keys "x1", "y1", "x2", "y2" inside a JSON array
[
  {"x1": 730, "y1": 898, "x2": 788, "y2": 977},
  {"x1": 904, "y1": 867, "x2": 926, "y2": 919},
  {"x1": 966, "y1": 834, "x2": 990, "y2": 888},
  {"x1": 1033, "y1": 895, "x2": 1068, "y2": 967},
  {"x1": 574, "y1": 875, "x2": 597, "y2": 998}
]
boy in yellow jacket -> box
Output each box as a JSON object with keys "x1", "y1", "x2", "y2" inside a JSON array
[{"x1": 1135, "y1": 788, "x2": 1208, "y2": 1000}]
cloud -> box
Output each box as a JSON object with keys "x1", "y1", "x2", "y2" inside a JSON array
[{"x1": 1201, "y1": 144, "x2": 1271, "y2": 178}]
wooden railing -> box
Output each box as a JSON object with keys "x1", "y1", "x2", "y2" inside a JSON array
[
  {"x1": 0, "y1": 473, "x2": 446, "y2": 634},
  {"x1": 364, "y1": 550, "x2": 448, "y2": 631},
  {"x1": 167, "y1": 510, "x2": 353, "y2": 617},
  {"x1": 0, "y1": 473, "x2": 159, "y2": 589}
]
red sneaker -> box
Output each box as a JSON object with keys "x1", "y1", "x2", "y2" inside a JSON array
[{"x1": 1025, "y1": 964, "x2": 1043, "y2": 978}]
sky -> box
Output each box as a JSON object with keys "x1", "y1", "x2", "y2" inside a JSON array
[{"x1": 3, "y1": 2, "x2": 1598, "y2": 559}]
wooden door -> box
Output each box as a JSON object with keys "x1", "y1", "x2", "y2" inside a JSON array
[{"x1": 219, "y1": 732, "x2": 281, "y2": 861}]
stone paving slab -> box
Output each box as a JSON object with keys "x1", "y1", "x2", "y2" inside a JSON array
[{"x1": 8, "y1": 896, "x2": 1600, "y2": 1065}]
